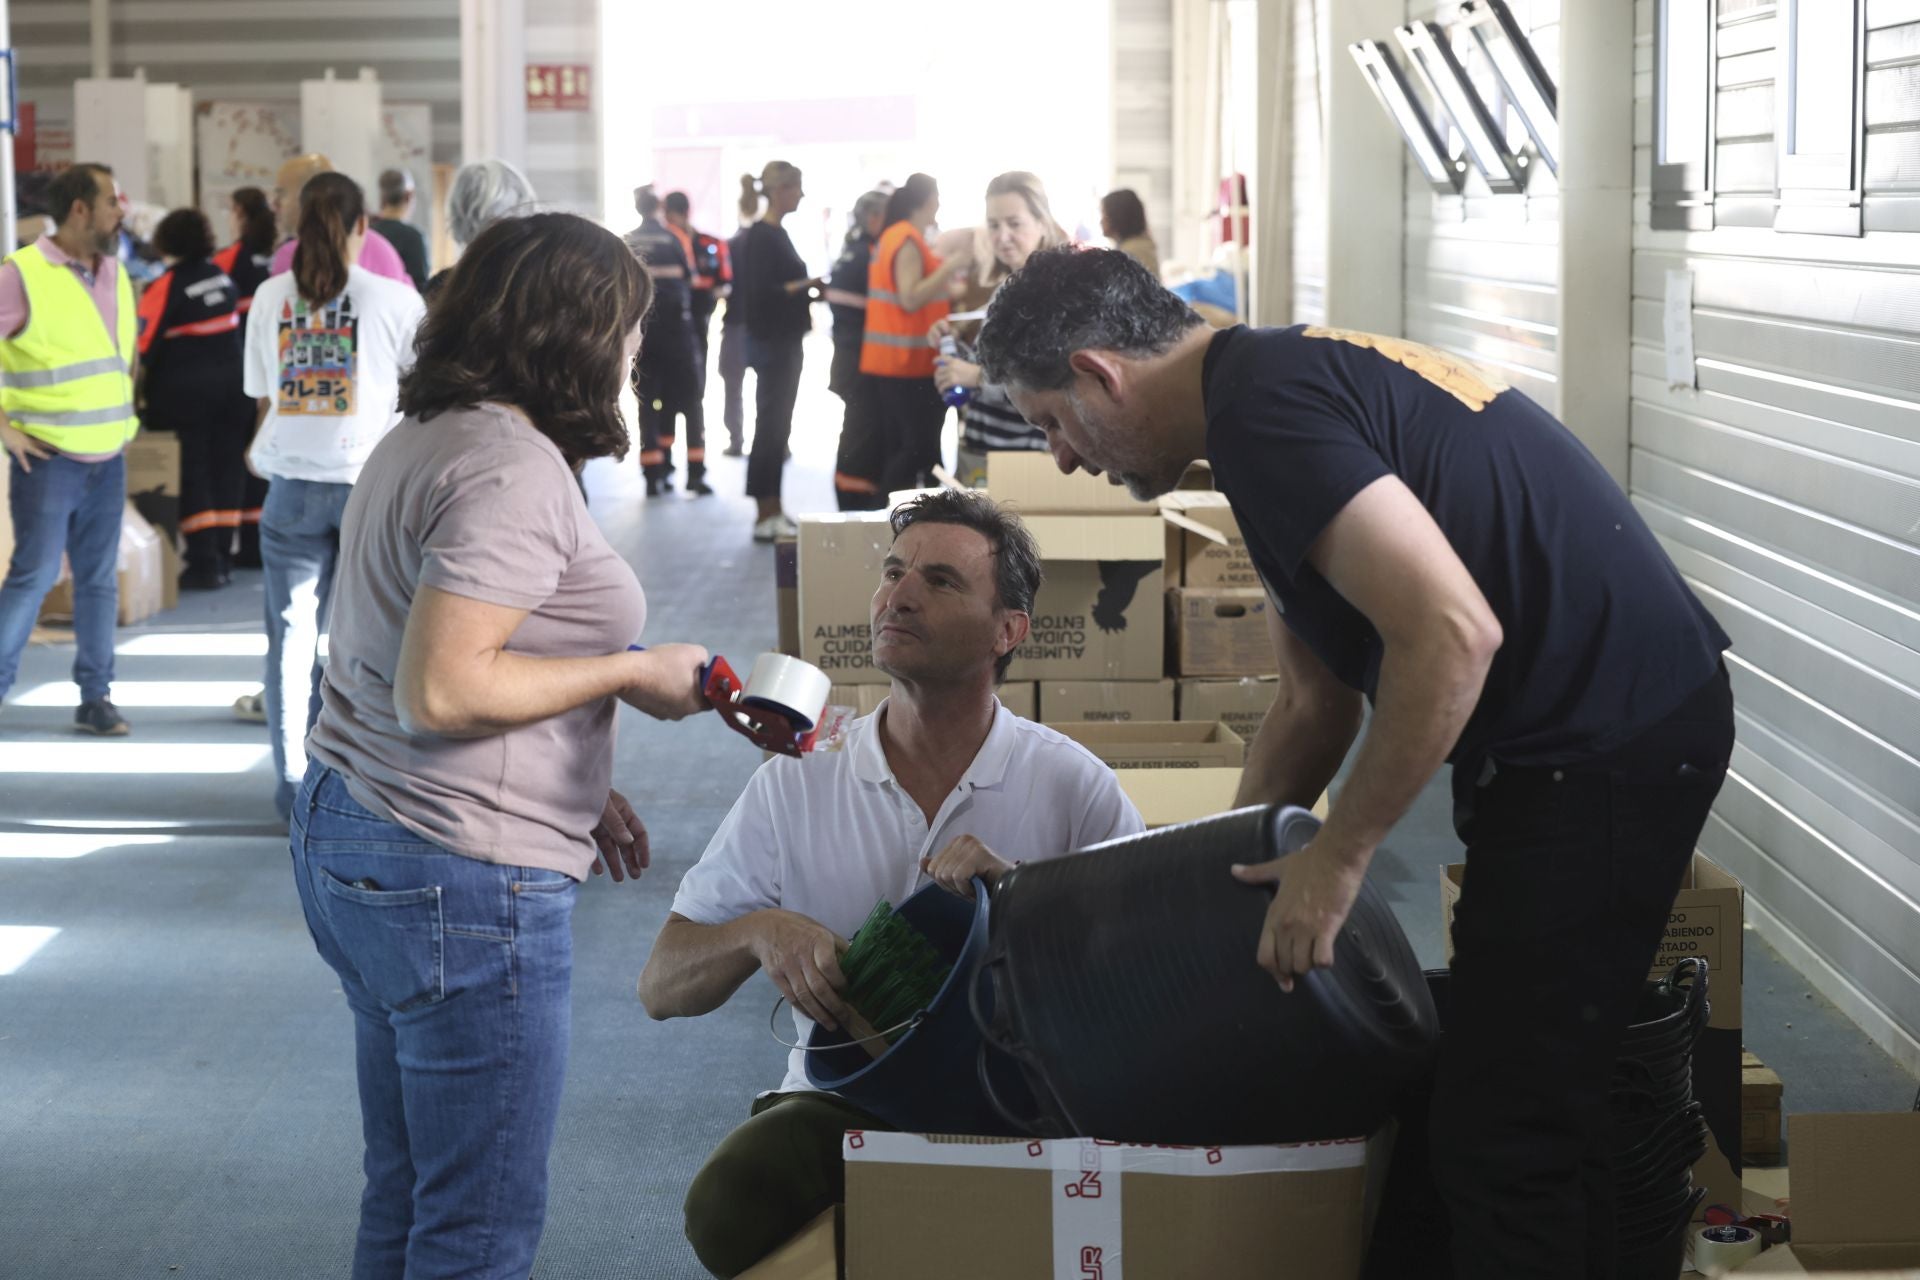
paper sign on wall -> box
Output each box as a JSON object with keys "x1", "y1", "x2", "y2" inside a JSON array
[{"x1": 1664, "y1": 268, "x2": 1697, "y2": 390}]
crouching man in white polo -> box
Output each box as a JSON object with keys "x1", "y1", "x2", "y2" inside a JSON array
[{"x1": 639, "y1": 489, "x2": 1144, "y2": 1278}]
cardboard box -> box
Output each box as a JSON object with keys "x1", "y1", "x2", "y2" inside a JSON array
[
  {"x1": 998, "y1": 682, "x2": 1037, "y2": 719},
  {"x1": 985, "y1": 450, "x2": 1159, "y2": 514},
  {"x1": 1040, "y1": 679, "x2": 1175, "y2": 724},
  {"x1": 1735, "y1": 1113, "x2": 1920, "y2": 1273},
  {"x1": 1742, "y1": 1050, "x2": 1784, "y2": 1167},
  {"x1": 158, "y1": 535, "x2": 180, "y2": 614},
  {"x1": 845, "y1": 1132, "x2": 1370, "y2": 1280},
  {"x1": 1178, "y1": 677, "x2": 1281, "y2": 744},
  {"x1": 775, "y1": 536, "x2": 799, "y2": 658},
  {"x1": 1119, "y1": 767, "x2": 1245, "y2": 827},
  {"x1": 1055, "y1": 721, "x2": 1245, "y2": 770},
  {"x1": 1442, "y1": 854, "x2": 1746, "y2": 1218},
  {"x1": 1159, "y1": 491, "x2": 1258, "y2": 589},
  {"x1": 39, "y1": 502, "x2": 163, "y2": 626},
  {"x1": 797, "y1": 513, "x2": 893, "y2": 683},
  {"x1": 799, "y1": 511, "x2": 1164, "y2": 685},
  {"x1": 0, "y1": 452, "x2": 12, "y2": 570},
  {"x1": 740, "y1": 1207, "x2": 837, "y2": 1280},
  {"x1": 126, "y1": 429, "x2": 181, "y2": 544},
  {"x1": 1169, "y1": 588, "x2": 1274, "y2": 678}
]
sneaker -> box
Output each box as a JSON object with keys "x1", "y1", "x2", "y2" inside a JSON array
[
  {"x1": 179, "y1": 565, "x2": 230, "y2": 591},
  {"x1": 76, "y1": 699, "x2": 130, "y2": 736},
  {"x1": 753, "y1": 513, "x2": 799, "y2": 542},
  {"x1": 686, "y1": 476, "x2": 715, "y2": 496},
  {"x1": 234, "y1": 691, "x2": 266, "y2": 723},
  {"x1": 721, "y1": 443, "x2": 745, "y2": 458}
]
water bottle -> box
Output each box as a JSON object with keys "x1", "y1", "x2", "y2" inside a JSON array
[{"x1": 938, "y1": 334, "x2": 972, "y2": 408}]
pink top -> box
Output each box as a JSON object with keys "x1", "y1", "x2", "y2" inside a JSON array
[
  {"x1": 269, "y1": 227, "x2": 414, "y2": 289},
  {"x1": 0, "y1": 235, "x2": 128, "y2": 461}
]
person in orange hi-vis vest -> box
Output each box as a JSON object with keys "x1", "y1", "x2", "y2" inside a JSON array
[{"x1": 835, "y1": 174, "x2": 971, "y2": 508}]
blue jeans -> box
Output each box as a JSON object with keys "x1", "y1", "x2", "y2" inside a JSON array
[
  {"x1": 0, "y1": 450, "x2": 125, "y2": 704},
  {"x1": 290, "y1": 764, "x2": 578, "y2": 1280},
  {"x1": 262, "y1": 478, "x2": 352, "y2": 818}
]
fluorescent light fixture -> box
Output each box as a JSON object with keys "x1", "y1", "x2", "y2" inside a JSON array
[
  {"x1": 1348, "y1": 40, "x2": 1464, "y2": 194},
  {"x1": 0, "y1": 926, "x2": 59, "y2": 976},
  {"x1": 0, "y1": 833, "x2": 173, "y2": 859},
  {"x1": 1395, "y1": 21, "x2": 1528, "y2": 194},
  {"x1": 1459, "y1": 0, "x2": 1558, "y2": 175},
  {"x1": 11, "y1": 681, "x2": 261, "y2": 709},
  {"x1": 0, "y1": 742, "x2": 270, "y2": 775},
  {"x1": 116, "y1": 632, "x2": 268, "y2": 658}
]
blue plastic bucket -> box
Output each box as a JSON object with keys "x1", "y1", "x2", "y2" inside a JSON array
[{"x1": 802, "y1": 879, "x2": 1035, "y2": 1136}]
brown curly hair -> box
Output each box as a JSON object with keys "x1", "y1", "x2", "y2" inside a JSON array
[{"x1": 399, "y1": 212, "x2": 653, "y2": 465}]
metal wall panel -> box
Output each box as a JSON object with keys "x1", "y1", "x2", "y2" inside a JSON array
[
  {"x1": 1113, "y1": 0, "x2": 1176, "y2": 259},
  {"x1": 18, "y1": 0, "x2": 462, "y2": 165},
  {"x1": 1291, "y1": 0, "x2": 1327, "y2": 324},
  {"x1": 1633, "y1": 0, "x2": 1920, "y2": 1063},
  {"x1": 1401, "y1": 0, "x2": 1562, "y2": 414}
]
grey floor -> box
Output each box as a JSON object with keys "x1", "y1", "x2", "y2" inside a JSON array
[{"x1": 2, "y1": 345, "x2": 1914, "y2": 1278}]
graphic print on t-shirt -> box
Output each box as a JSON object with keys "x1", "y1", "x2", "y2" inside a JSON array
[
  {"x1": 1301, "y1": 326, "x2": 1508, "y2": 411},
  {"x1": 276, "y1": 293, "x2": 359, "y2": 417}
]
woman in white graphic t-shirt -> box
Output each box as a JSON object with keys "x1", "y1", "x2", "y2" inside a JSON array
[{"x1": 243, "y1": 171, "x2": 425, "y2": 819}]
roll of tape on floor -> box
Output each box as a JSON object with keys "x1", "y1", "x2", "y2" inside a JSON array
[
  {"x1": 1692, "y1": 1224, "x2": 1763, "y2": 1276},
  {"x1": 741, "y1": 653, "x2": 831, "y2": 731}
]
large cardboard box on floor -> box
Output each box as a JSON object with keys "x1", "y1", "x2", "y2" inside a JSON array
[
  {"x1": 38, "y1": 502, "x2": 164, "y2": 626},
  {"x1": 126, "y1": 429, "x2": 182, "y2": 545},
  {"x1": 986, "y1": 450, "x2": 1158, "y2": 515},
  {"x1": 798, "y1": 512, "x2": 1164, "y2": 685},
  {"x1": 1159, "y1": 490, "x2": 1259, "y2": 589},
  {"x1": 1055, "y1": 721, "x2": 1245, "y2": 770},
  {"x1": 1040, "y1": 679, "x2": 1175, "y2": 724},
  {"x1": 1442, "y1": 854, "x2": 1746, "y2": 1219},
  {"x1": 741, "y1": 1207, "x2": 838, "y2": 1280},
  {"x1": 845, "y1": 1132, "x2": 1371, "y2": 1280},
  {"x1": 1120, "y1": 768, "x2": 1245, "y2": 827},
  {"x1": 1169, "y1": 587, "x2": 1274, "y2": 677},
  {"x1": 1735, "y1": 1113, "x2": 1920, "y2": 1274},
  {"x1": 1742, "y1": 1050, "x2": 1784, "y2": 1167},
  {"x1": 1178, "y1": 677, "x2": 1281, "y2": 743},
  {"x1": 775, "y1": 536, "x2": 799, "y2": 657}
]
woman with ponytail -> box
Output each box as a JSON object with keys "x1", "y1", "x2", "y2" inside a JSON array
[
  {"x1": 243, "y1": 172, "x2": 425, "y2": 819},
  {"x1": 734, "y1": 160, "x2": 817, "y2": 541}
]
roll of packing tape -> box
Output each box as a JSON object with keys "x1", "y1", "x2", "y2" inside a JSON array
[
  {"x1": 1693, "y1": 1224, "x2": 1764, "y2": 1276},
  {"x1": 741, "y1": 653, "x2": 832, "y2": 731}
]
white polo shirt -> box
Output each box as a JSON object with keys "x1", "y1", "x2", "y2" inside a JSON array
[{"x1": 671, "y1": 696, "x2": 1145, "y2": 1094}]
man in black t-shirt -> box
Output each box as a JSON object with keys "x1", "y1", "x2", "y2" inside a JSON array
[{"x1": 977, "y1": 248, "x2": 1734, "y2": 1279}]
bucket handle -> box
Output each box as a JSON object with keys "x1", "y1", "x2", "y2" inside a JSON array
[
  {"x1": 977, "y1": 1039, "x2": 1053, "y2": 1136},
  {"x1": 967, "y1": 951, "x2": 1028, "y2": 1059},
  {"x1": 767, "y1": 996, "x2": 924, "y2": 1052}
]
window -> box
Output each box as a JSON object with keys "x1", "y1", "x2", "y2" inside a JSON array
[
  {"x1": 1396, "y1": 19, "x2": 1529, "y2": 194},
  {"x1": 1651, "y1": 0, "x2": 1715, "y2": 230},
  {"x1": 1775, "y1": 0, "x2": 1865, "y2": 235},
  {"x1": 1459, "y1": 0, "x2": 1559, "y2": 177},
  {"x1": 1348, "y1": 39, "x2": 1465, "y2": 195}
]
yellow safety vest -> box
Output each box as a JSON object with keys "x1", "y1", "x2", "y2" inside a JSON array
[{"x1": 0, "y1": 242, "x2": 138, "y2": 455}]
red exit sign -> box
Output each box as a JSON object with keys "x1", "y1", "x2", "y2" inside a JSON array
[{"x1": 526, "y1": 64, "x2": 592, "y2": 112}]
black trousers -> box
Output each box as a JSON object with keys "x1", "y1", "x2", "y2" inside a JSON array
[
  {"x1": 745, "y1": 334, "x2": 803, "y2": 501},
  {"x1": 150, "y1": 391, "x2": 253, "y2": 578},
  {"x1": 873, "y1": 373, "x2": 950, "y2": 496},
  {"x1": 834, "y1": 374, "x2": 886, "y2": 511},
  {"x1": 690, "y1": 293, "x2": 716, "y2": 396},
  {"x1": 635, "y1": 336, "x2": 706, "y2": 482},
  {"x1": 1433, "y1": 664, "x2": 1733, "y2": 1278}
]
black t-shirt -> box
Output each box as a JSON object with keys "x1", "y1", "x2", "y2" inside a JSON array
[
  {"x1": 740, "y1": 221, "x2": 812, "y2": 343},
  {"x1": 1203, "y1": 324, "x2": 1729, "y2": 767},
  {"x1": 371, "y1": 217, "x2": 430, "y2": 292}
]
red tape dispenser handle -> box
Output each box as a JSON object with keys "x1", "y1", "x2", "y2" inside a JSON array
[{"x1": 632, "y1": 646, "x2": 828, "y2": 756}]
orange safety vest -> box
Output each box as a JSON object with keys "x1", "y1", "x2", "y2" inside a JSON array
[{"x1": 860, "y1": 221, "x2": 949, "y2": 379}]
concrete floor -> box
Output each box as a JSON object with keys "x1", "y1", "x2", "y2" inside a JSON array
[{"x1": 1, "y1": 337, "x2": 1913, "y2": 1276}]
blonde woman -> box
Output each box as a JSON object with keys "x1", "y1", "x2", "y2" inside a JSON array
[
  {"x1": 930, "y1": 171, "x2": 1074, "y2": 486},
  {"x1": 735, "y1": 161, "x2": 817, "y2": 541}
]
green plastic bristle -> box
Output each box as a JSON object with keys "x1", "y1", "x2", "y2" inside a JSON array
[{"x1": 838, "y1": 898, "x2": 952, "y2": 1044}]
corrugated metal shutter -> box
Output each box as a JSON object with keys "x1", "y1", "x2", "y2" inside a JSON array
[
  {"x1": 524, "y1": 0, "x2": 596, "y2": 216},
  {"x1": 1631, "y1": 0, "x2": 1920, "y2": 1057},
  {"x1": 15, "y1": 0, "x2": 461, "y2": 165},
  {"x1": 1113, "y1": 0, "x2": 1175, "y2": 256},
  {"x1": 1402, "y1": 0, "x2": 1561, "y2": 414}
]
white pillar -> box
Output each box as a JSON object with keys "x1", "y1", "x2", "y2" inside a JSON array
[
  {"x1": 1322, "y1": 0, "x2": 1405, "y2": 335},
  {"x1": 301, "y1": 68, "x2": 384, "y2": 196},
  {"x1": 460, "y1": 0, "x2": 527, "y2": 170},
  {"x1": 89, "y1": 0, "x2": 108, "y2": 78},
  {"x1": 74, "y1": 73, "x2": 149, "y2": 196},
  {"x1": 0, "y1": 0, "x2": 15, "y2": 253},
  {"x1": 1252, "y1": 0, "x2": 1292, "y2": 326},
  {"x1": 1556, "y1": 0, "x2": 1636, "y2": 488}
]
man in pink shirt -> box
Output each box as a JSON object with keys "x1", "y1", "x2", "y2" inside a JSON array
[
  {"x1": 266, "y1": 154, "x2": 415, "y2": 289},
  {"x1": 0, "y1": 162, "x2": 138, "y2": 735}
]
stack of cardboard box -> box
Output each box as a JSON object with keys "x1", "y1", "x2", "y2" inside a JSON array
[{"x1": 785, "y1": 453, "x2": 1286, "y2": 828}]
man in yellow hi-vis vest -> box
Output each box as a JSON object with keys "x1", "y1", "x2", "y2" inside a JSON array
[{"x1": 0, "y1": 162, "x2": 138, "y2": 735}]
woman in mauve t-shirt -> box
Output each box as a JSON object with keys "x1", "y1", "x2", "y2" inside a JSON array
[{"x1": 289, "y1": 212, "x2": 711, "y2": 1277}]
